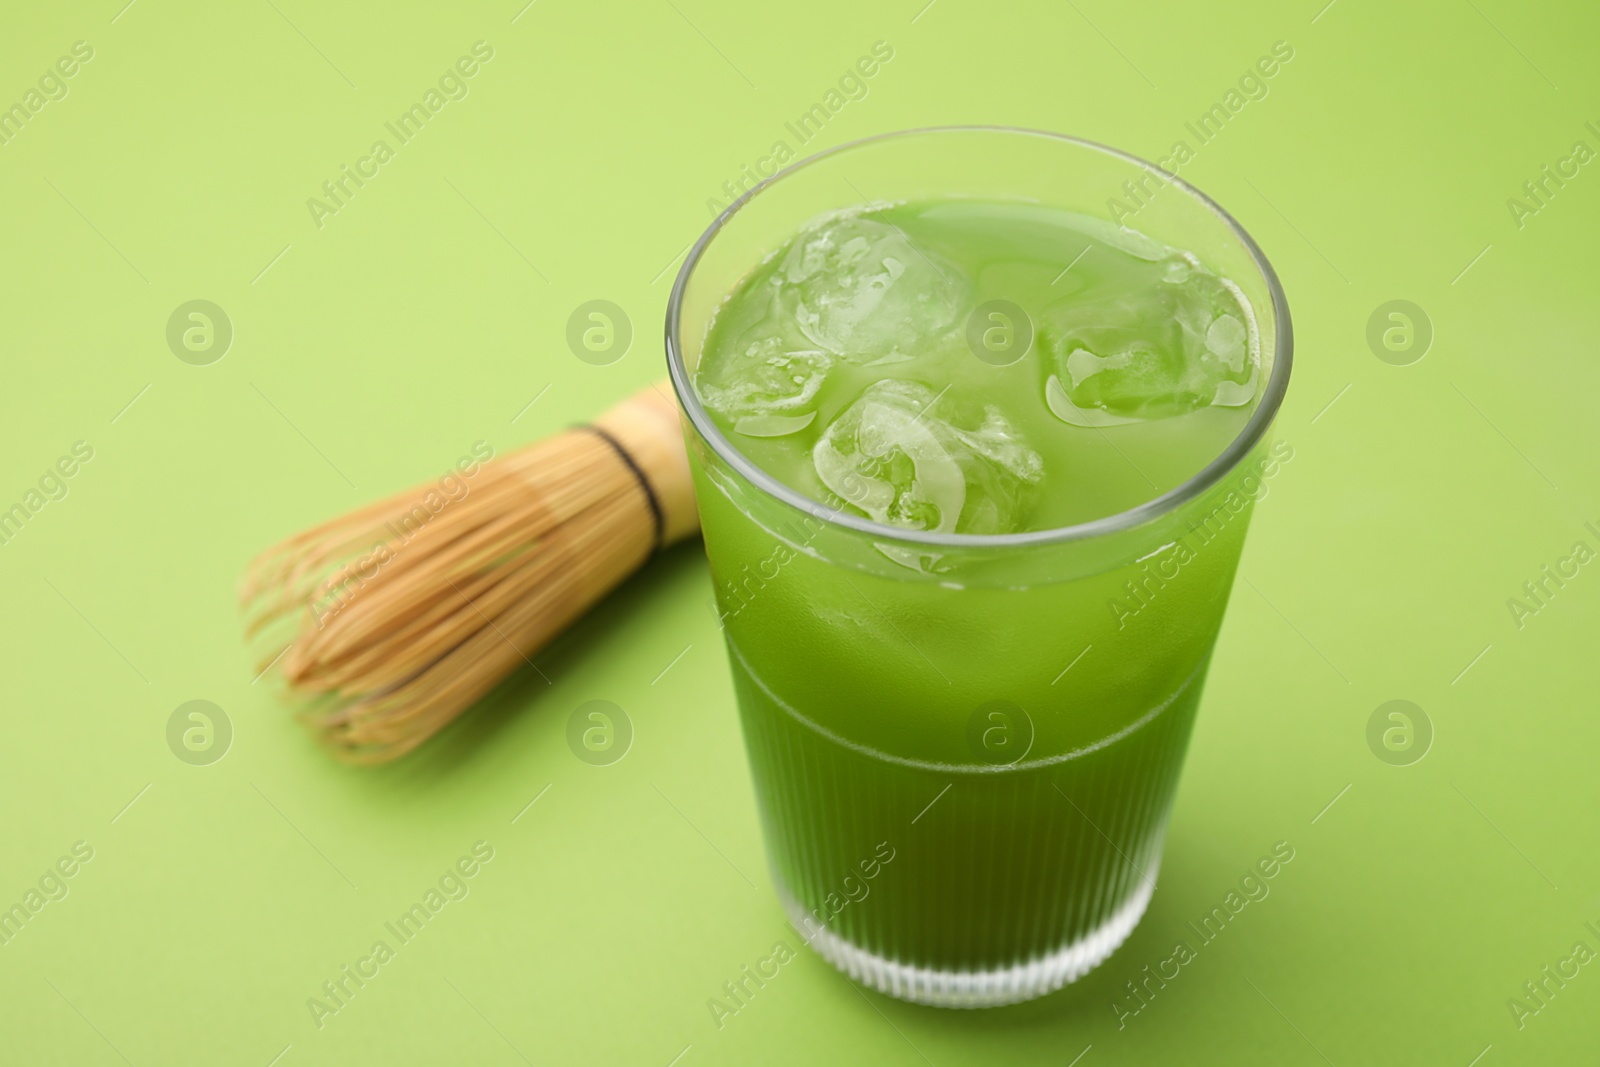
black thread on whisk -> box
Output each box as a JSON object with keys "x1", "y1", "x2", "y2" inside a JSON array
[{"x1": 579, "y1": 424, "x2": 665, "y2": 552}]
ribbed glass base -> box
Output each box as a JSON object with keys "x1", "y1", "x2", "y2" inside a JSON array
[{"x1": 782, "y1": 866, "x2": 1156, "y2": 1008}]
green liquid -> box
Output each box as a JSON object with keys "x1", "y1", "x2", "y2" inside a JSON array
[
  {"x1": 687, "y1": 200, "x2": 1273, "y2": 1003},
  {"x1": 696, "y1": 200, "x2": 1260, "y2": 534}
]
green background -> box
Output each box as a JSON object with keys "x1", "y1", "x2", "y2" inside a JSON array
[{"x1": 2, "y1": 0, "x2": 1597, "y2": 1063}]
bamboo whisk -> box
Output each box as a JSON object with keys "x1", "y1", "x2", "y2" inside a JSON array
[{"x1": 240, "y1": 383, "x2": 698, "y2": 764}]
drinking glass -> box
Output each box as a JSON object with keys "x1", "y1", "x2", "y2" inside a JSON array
[{"x1": 665, "y1": 127, "x2": 1291, "y2": 1007}]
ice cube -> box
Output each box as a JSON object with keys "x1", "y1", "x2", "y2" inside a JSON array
[
  {"x1": 1040, "y1": 257, "x2": 1258, "y2": 423},
  {"x1": 812, "y1": 379, "x2": 1043, "y2": 536},
  {"x1": 1205, "y1": 312, "x2": 1247, "y2": 370},
  {"x1": 696, "y1": 335, "x2": 832, "y2": 421},
  {"x1": 779, "y1": 212, "x2": 967, "y2": 362},
  {"x1": 733, "y1": 411, "x2": 816, "y2": 437}
]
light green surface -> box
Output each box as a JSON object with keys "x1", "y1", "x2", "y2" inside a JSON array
[{"x1": 1, "y1": 1, "x2": 1596, "y2": 1063}]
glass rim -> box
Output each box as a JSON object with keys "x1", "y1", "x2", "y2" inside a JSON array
[{"x1": 664, "y1": 124, "x2": 1294, "y2": 549}]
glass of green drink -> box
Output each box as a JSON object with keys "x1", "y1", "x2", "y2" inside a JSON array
[{"x1": 665, "y1": 127, "x2": 1290, "y2": 1007}]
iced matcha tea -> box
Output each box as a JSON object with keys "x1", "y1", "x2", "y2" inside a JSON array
[{"x1": 666, "y1": 129, "x2": 1290, "y2": 1007}]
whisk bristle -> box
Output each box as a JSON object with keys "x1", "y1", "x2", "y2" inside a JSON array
[{"x1": 241, "y1": 383, "x2": 697, "y2": 763}]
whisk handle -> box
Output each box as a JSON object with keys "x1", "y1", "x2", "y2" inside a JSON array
[{"x1": 590, "y1": 382, "x2": 699, "y2": 547}]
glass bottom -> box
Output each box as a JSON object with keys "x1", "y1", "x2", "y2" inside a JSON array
[{"x1": 780, "y1": 863, "x2": 1157, "y2": 1008}]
